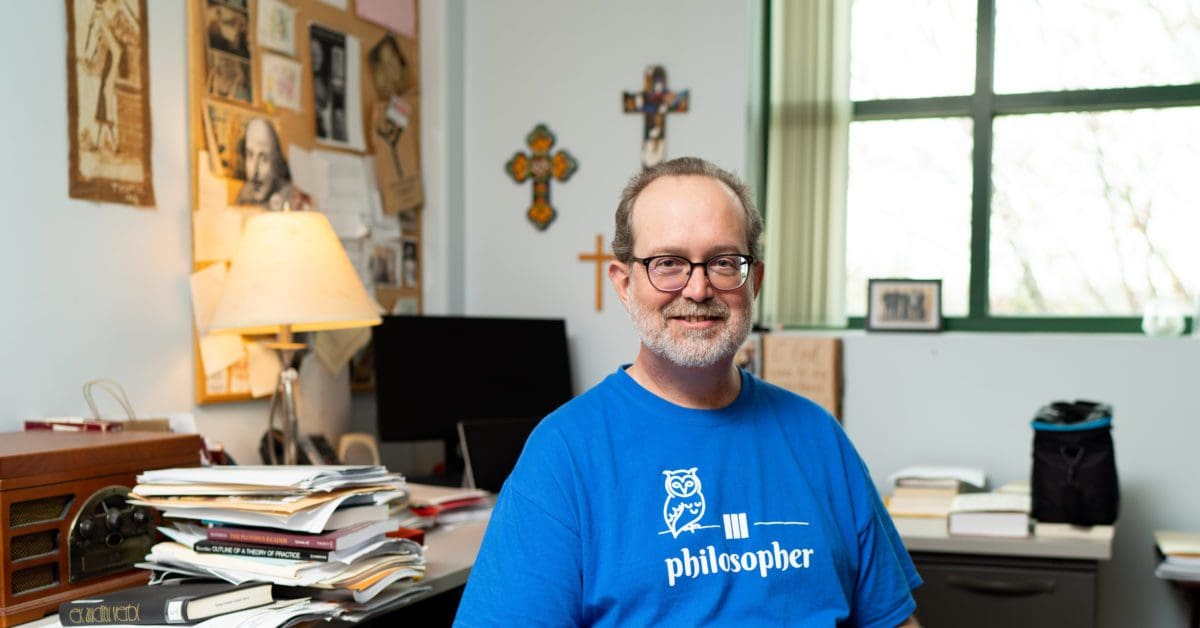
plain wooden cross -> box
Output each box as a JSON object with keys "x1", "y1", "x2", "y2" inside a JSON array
[
  {"x1": 505, "y1": 123, "x2": 578, "y2": 230},
  {"x1": 623, "y1": 65, "x2": 689, "y2": 168},
  {"x1": 577, "y1": 234, "x2": 614, "y2": 312}
]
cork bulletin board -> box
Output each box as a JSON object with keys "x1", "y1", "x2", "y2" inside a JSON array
[{"x1": 189, "y1": 0, "x2": 423, "y2": 404}]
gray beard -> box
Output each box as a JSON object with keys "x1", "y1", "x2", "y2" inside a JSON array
[{"x1": 628, "y1": 289, "x2": 752, "y2": 368}]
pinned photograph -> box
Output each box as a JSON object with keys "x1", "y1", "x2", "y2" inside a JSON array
[
  {"x1": 205, "y1": 0, "x2": 250, "y2": 58},
  {"x1": 369, "y1": 241, "x2": 401, "y2": 287},
  {"x1": 310, "y1": 24, "x2": 364, "y2": 150},
  {"x1": 866, "y1": 279, "x2": 943, "y2": 332},
  {"x1": 401, "y1": 237, "x2": 419, "y2": 288},
  {"x1": 207, "y1": 49, "x2": 251, "y2": 102}
]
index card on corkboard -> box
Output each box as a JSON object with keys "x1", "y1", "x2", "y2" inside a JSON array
[{"x1": 761, "y1": 335, "x2": 843, "y2": 420}]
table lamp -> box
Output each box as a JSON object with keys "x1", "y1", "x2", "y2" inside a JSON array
[{"x1": 208, "y1": 209, "x2": 381, "y2": 464}]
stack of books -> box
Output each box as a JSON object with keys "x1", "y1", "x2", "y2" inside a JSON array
[
  {"x1": 1154, "y1": 530, "x2": 1200, "y2": 582},
  {"x1": 947, "y1": 491, "x2": 1032, "y2": 538},
  {"x1": 885, "y1": 465, "x2": 987, "y2": 519},
  {"x1": 127, "y1": 465, "x2": 431, "y2": 622}
]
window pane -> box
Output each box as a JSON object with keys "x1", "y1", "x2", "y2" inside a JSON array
[
  {"x1": 996, "y1": 0, "x2": 1200, "y2": 93},
  {"x1": 846, "y1": 118, "x2": 973, "y2": 316},
  {"x1": 990, "y1": 108, "x2": 1200, "y2": 316},
  {"x1": 850, "y1": 0, "x2": 976, "y2": 100}
]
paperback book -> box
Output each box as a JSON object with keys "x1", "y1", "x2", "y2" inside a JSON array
[{"x1": 206, "y1": 518, "x2": 398, "y2": 550}]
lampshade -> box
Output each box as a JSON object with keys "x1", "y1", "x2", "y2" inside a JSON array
[{"x1": 209, "y1": 211, "x2": 382, "y2": 335}]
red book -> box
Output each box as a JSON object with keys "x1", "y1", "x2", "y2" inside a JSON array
[
  {"x1": 206, "y1": 518, "x2": 398, "y2": 551},
  {"x1": 386, "y1": 526, "x2": 426, "y2": 546},
  {"x1": 24, "y1": 418, "x2": 123, "y2": 432}
]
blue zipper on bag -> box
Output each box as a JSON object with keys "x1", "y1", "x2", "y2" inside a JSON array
[{"x1": 1031, "y1": 416, "x2": 1112, "y2": 431}]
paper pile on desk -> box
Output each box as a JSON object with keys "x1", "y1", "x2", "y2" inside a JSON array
[
  {"x1": 130, "y1": 465, "x2": 430, "y2": 616},
  {"x1": 399, "y1": 483, "x2": 493, "y2": 529}
]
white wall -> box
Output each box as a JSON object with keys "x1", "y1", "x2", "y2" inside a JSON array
[{"x1": 460, "y1": 0, "x2": 751, "y2": 393}]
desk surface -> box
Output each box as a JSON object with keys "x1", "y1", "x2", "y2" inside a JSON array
[
  {"x1": 17, "y1": 519, "x2": 489, "y2": 627},
  {"x1": 894, "y1": 516, "x2": 1113, "y2": 561}
]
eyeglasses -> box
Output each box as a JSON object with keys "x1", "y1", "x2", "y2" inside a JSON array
[{"x1": 631, "y1": 254, "x2": 755, "y2": 292}]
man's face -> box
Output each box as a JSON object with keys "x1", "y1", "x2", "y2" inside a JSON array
[
  {"x1": 243, "y1": 120, "x2": 278, "y2": 203},
  {"x1": 613, "y1": 175, "x2": 761, "y2": 368}
]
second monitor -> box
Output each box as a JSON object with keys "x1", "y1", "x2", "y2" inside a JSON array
[{"x1": 371, "y1": 314, "x2": 574, "y2": 484}]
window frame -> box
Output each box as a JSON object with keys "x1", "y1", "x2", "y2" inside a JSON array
[{"x1": 843, "y1": 0, "x2": 1200, "y2": 333}]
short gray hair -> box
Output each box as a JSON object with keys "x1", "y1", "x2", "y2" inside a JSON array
[{"x1": 611, "y1": 157, "x2": 763, "y2": 263}]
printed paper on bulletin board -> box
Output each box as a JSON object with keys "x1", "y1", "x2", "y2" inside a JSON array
[
  {"x1": 187, "y1": 0, "x2": 423, "y2": 404},
  {"x1": 761, "y1": 335, "x2": 843, "y2": 420}
]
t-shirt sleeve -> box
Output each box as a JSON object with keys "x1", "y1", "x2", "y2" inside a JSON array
[
  {"x1": 454, "y1": 483, "x2": 583, "y2": 627},
  {"x1": 846, "y1": 456, "x2": 923, "y2": 627}
]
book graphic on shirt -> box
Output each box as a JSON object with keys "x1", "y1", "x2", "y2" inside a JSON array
[
  {"x1": 663, "y1": 468, "x2": 706, "y2": 538},
  {"x1": 659, "y1": 467, "x2": 809, "y2": 541}
]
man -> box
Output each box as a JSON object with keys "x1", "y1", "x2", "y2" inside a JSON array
[
  {"x1": 455, "y1": 157, "x2": 922, "y2": 626},
  {"x1": 235, "y1": 117, "x2": 295, "y2": 209}
]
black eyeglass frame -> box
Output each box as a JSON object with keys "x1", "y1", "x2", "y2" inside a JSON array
[{"x1": 630, "y1": 254, "x2": 757, "y2": 292}]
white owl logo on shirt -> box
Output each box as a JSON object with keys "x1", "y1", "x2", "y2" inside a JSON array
[{"x1": 663, "y1": 467, "x2": 706, "y2": 538}]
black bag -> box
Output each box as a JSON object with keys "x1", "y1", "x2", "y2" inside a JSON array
[{"x1": 1030, "y1": 400, "x2": 1119, "y2": 525}]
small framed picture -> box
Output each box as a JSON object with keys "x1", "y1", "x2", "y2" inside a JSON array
[{"x1": 866, "y1": 278, "x2": 943, "y2": 332}]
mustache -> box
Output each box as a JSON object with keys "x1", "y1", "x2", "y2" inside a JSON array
[{"x1": 663, "y1": 301, "x2": 729, "y2": 319}]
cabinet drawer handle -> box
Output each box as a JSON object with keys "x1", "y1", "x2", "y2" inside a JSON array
[{"x1": 945, "y1": 574, "x2": 1056, "y2": 596}]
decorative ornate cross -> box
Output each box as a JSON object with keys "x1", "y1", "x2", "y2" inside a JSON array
[
  {"x1": 577, "y1": 234, "x2": 614, "y2": 312},
  {"x1": 622, "y1": 65, "x2": 689, "y2": 169},
  {"x1": 505, "y1": 123, "x2": 578, "y2": 231}
]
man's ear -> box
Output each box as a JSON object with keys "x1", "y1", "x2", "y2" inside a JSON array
[
  {"x1": 609, "y1": 260, "x2": 632, "y2": 310},
  {"x1": 751, "y1": 260, "x2": 765, "y2": 298}
]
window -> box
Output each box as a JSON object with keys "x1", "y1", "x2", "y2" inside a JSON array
[{"x1": 846, "y1": 0, "x2": 1200, "y2": 331}]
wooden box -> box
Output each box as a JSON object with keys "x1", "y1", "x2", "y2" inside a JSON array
[{"x1": 0, "y1": 431, "x2": 203, "y2": 626}]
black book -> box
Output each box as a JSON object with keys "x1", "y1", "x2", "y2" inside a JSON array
[
  {"x1": 193, "y1": 539, "x2": 331, "y2": 562},
  {"x1": 60, "y1": 581, "x2": 274, "y2": 626}
]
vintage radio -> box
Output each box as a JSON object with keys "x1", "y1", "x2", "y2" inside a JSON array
[{"x1": 0, "y1": 430, "x2": 203, "y2": 626}]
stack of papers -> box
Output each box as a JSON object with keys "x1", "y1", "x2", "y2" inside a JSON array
[
  {"x1": 129, "y1": 465, "x2": 429, "y2": 619},
  {"x1": 1155, "y1": 530, "x2": 1200, "y2": 581},
  {"x1": 400, "y1": 483, "x2": 493, "y2": 529}
]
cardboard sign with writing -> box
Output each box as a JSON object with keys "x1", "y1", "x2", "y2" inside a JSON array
[{"x1": 761, "y1": 335, "x2": 843, "y2": 420}]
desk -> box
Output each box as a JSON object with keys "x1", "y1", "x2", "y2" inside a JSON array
[
  {"x1": 894, "y1": 518, "x2": 1113, "y2": 628},
  {"x1": 15, "y1": 519, "x2": 488, "y2": 628}
]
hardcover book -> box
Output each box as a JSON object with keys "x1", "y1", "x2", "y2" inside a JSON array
[
  {"x1": 206, "y1": 518, "x2": 397, "y2": 551},
  {"x1": 59, "y1": 581, "x2": 273, "y2": 626}
]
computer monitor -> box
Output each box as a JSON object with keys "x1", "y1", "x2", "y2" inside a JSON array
[{"x1": 371, "y1": 314, "x2": 574, "y2": 483}]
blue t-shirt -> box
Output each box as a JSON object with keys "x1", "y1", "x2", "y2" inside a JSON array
[{"x1": 455, "y1": 367, "x2": 921, "y2": 627}]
